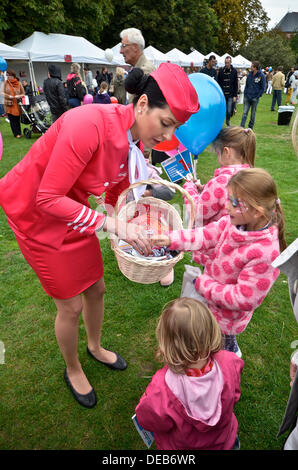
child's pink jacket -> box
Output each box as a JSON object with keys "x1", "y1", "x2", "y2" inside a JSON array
[
  {"x1": 169, "y1": 216, "x2": 280, "y2": 334},
  {"x1": 183, "y1": 164, "x2": 250, "y2": 225},
  {"x1": 135, "y1": 350, "x2": 244, "y2": 450}
]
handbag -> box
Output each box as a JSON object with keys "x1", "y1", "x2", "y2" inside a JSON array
[{"x1": 180, "y1": 264, "x2": 207, "y2": 303}]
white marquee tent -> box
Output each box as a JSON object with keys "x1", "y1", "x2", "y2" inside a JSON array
[
  {"x1": 14, "y1": 32, "x2": 110, "y2": 64},
  {"x1": 187, "y1": 49, "x2": 205, "y2": 67},
  {"x1": 165, "y1": 48, "x2": 191, "y2": 67},
  {"x1": 144, "y1": 46, "x2": 168, "y2": 67},
  {"x1": 233, "y1": 54, "x2": 251, "y2": 68},
  {"x1": 12, "y1": 32, "x2": 123, "y2": 89},
  {"x1": 0, "y1": 41, "x2": 29, "y2": 60}
]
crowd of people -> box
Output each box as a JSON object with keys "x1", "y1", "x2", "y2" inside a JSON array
[{"x1": 0, "y1": 27, "x2": 297, "y2": 451}]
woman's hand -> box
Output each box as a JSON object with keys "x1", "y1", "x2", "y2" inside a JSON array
[{"x1": 103, "y1": 216, "x2": 152, "y2": 256}]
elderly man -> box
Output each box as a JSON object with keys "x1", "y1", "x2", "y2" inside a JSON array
[{"x1": 120, "y1": 28, "x2": 155, "y2": 74}]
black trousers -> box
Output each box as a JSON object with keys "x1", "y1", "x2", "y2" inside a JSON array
[{"x1": 7, "y1": 113, "x2": 21, "y2": 137}]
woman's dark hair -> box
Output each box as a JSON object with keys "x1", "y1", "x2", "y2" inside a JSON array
[{"x1": 125, "y1": 68, "x2": 167, "y2": 109}]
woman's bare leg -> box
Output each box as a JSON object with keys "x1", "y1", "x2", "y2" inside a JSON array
[
  {"x1": 53, "y1": 295, "x2": 92, "y2": 394},
  {"x1": 82, "y1": 279, "x2": 117, "y2": 364}
]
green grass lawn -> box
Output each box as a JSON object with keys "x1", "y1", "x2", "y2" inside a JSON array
[{"x1": 0, "y1": 94, "x2": 297, "y2": 450}]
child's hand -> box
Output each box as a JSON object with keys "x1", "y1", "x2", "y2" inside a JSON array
[
  {"x1": 194, "y1": 180, "x2": 204, "y2": 192},
  {"x1": 150, "y1": 234, "x2": 171, "y2": 247}
]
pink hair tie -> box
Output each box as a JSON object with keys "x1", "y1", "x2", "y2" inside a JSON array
[
  {"x1": 244, "y1": 128, "x2": 250, "y2": 134},
  {"x1": 276, "y1": 198, "x2": 281, "y2": 205}
]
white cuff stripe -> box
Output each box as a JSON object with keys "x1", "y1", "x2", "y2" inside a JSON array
[
  {"x1": 73, "y1": 208, "x2": 91, "y2": 230},
  {"x1": 80, "y1": 212, "x2": 99, "y2": 233},
  {"x1": 67, "y1": 206, "x2": 86, "y2": 226}
]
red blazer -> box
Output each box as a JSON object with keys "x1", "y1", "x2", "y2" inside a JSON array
[{"x1": 0, "y1": 104, "x2": 136, "y2": 249}]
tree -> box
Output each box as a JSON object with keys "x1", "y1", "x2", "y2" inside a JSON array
[
  {"x1": 99, "y1": 0, "x2": 219, "y2": 54},
  {"x1": 240, "y1": 31, "x2": 296, "y2": 71},
  {"x1": 212, "y1": 0, "x2": 269, "y2": 55},
  {"x1": 0, "y1": 0, "x2": 113, "y2": 46}
]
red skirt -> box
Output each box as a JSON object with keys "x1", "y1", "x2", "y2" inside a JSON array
[{"x1": 15, "y1": 230, "x2": 104, "y2": 299}]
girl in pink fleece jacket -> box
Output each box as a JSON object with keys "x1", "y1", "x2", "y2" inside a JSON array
[
  {"x1": 184, "y1": 126, "x2": 255, "y2": 226},
  {"x1": 153, "y1": 168, "x2": 286, "y2": 356},
  {"x1": 135, "y1": 297, "x2": 244, "y2": 450}
]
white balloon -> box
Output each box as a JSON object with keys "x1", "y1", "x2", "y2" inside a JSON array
[{"x1": 105, "y1": 49, "x2": 113, "y2": 62}]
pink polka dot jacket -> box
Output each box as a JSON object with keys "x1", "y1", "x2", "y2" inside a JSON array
[
  {"x1": 169, "y1": 216, "x2": 280, "y2": 335},
  {"x1": 183, "y1": 164, "x2": 250, "y2": 226}
]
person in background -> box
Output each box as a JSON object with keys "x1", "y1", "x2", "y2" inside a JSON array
[
  {"x1": 83, "y1": 65, "x2": 93, "y2": 95},
  {"x1": 93, "y1": 81, "x2": 111, "y2": 104},
  {"x1": 289, "y1": 70, "x2": 298, "y2": 105},
  {"x1": 110, "y1": 67, "x2": 126, "y2": 104},
  {"x1": 217, "y1": 56, "x2": 238, "y2": 126},
  {"x1": 0, "y1": 70, "x2": 6, "y2": 117},
  {"x1": 97, "y1": 67, "x2": 110, "y2": 88},
  {"x1": 238, "y1": 70, "x2": 248, "y2": 105},
  {"x1": 285, "y1": 67, "x2": 295, "y2": 105},
  {"x1": 200, "y1": 55, "x2": 217, "y2": 80},
  {"x1": 266, "y1": 69, "x2": 273, "y2": 94},
  {"x1": 135, "y1": 297, "x2": 244, "y2": 450},
  {"x1": 120, "y1": 28, "x2": 155, "y2": 77},
  {"x1": 66, "y1": 63, "x2": 87, "y2": 108},
  {"x1": 43, "y1": 64, "x2": 68, "y2": 122},
  {"x1": 271, "y1": 66, "x2": 285, "y2": 111},
  {"x1": 2, "y1": 68, "x2": 25, "y2": 138},
  {"x1": 240, "y1": 61, "x2": 266, "y2": 130}
]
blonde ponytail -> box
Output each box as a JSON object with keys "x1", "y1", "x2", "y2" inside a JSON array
[{"x1": 213, "y1": 126, "x2": 256, "y2": 167}]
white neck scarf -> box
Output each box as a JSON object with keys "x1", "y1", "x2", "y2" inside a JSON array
[{"x1": 127, "y1": 130, "x2": 148, "y2": 201}]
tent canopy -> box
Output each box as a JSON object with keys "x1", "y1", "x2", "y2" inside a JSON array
[
  {"x1": 144, "y1": 46, "x2": 168, "y2": 66},
  {"x1": 14, "y1": 32, "x2": 115, "y2": 64},
  {"x1": 0, "y1": 41, "x2": 28, "y2": 60},
  {"x1": 165, "y1": 48, "x2": 191, "y2": 67},
  {"x1": 187, "y1": 49, "x2": 205, "y2": 67},
  {"x1": 233, "y1": 54, "x2": 251, "y2": 68}
]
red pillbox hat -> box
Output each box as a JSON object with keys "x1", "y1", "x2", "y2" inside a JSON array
[{"x1": 150, "y1": 63, "x2": 200, "y2": 123}]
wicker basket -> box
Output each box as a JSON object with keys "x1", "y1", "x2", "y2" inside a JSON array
[{"x1": 110, "y1": 179, "x2": 195, "y2": 284}]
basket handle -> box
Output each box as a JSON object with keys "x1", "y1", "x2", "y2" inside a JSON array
[{"x1": 114, "y1": 178, "x2": 195, "y2": 229}]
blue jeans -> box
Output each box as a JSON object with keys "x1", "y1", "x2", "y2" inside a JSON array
[
  {"x1": 68, "y1": 97, "x2": 81, "y2": 108},
  {"x1": 271, "y1": 89, "x2": 282, "y2": 110},
  {"x1": 226, "y1": 96, "x2": 233, "y2": 125},
  {"x1": 240, "y1": 97, "x2": 259, "y2": 129}
]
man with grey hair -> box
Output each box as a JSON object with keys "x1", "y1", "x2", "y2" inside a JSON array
[{"x1": 120, "y1": 28, "x2": 155, "y2": 74}]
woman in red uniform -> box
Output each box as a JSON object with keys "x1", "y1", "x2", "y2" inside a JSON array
[{"x1": 0, "y1": 63, "x2": 199, "y2": 408}]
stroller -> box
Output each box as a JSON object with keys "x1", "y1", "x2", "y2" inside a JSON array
[{"x1": 20, "y1": 94, "x2": 52, "y2": 138}]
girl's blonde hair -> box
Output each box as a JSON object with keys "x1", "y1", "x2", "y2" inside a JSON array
[
  {"x1": 213, "y1": 126, "x2": 256, "y2": 167},
  {"x1": 156, "y1": 298, "x2": 222, "y2": 374},
  {"x1": 228, "y1": 168, "x2": 286, "y2": 252}
]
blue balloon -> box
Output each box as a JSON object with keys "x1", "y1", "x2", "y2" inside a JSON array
[
  {"x1": 0, "y1": 56, "x2": 7, "y2": 72},
  {"x1": 175, "y1": 73, "x2": 226, "y2": 155}
]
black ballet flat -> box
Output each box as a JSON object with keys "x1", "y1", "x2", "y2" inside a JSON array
[
  {"x1": 64, "y1": 369, "x2": 97, "y2": 409},
  {"x1": 87, "y1": 346, "x2": 127, "y2": 371}
]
